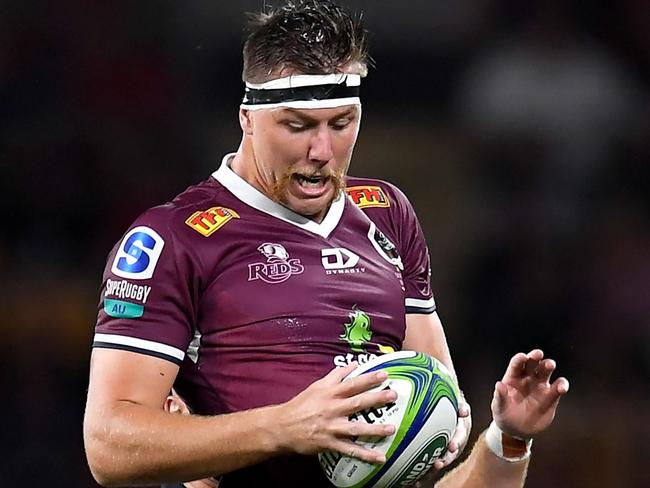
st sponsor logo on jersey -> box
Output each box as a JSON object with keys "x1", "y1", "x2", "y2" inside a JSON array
[
  {"x1": 105, "y1": 279, "x2": 152, "y2": 304},
  {"x1": 248, "y1": 243, "x2": 304, "y2": 284},
  {"x1": 111, "y1": 226, "x2": 165, "y2": 280},
  {"x1": 346, "y1": 185, "x2": 390, "y2": 209},
  {"x1": 321, "y1": 247, "x2": 365, "y2": 275},
  {"x1": 185, "y1": 206, "x2": 239, "y2": 237},
  {"x1": 333, "y1": 308, "x2": 395, "y2": 367}
]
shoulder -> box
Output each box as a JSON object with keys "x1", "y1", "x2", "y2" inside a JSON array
[
  {"x1": 345, "y1": 176, "x2": 417, "y2": 222},
  {"x1": 346, "y1": 176, "x2": 413, "y2": 210},
  {"x1": 110, "y1": 176, "x2": 241, "y2": 265},
  {"x1": 126, "y1": 176, "x2": 237, "y2": 241}
]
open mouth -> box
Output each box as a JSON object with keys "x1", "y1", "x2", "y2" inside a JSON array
[{"x1": 293, "y1": 173, "x2": 328, "y2": 188}]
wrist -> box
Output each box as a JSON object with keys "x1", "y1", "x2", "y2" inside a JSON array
[
  {"x1": 485, "y1": 421, "x2": 532, "y2": 462},
  {"x1": 255, "y1": 404, "x2": 290, "y2": 455}
]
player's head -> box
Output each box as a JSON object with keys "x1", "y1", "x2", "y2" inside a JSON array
[
  {"x1": 242, "y1": 0, "x2": 369, "y2": 83},
  {"x1": 237, "y1": 0, "x2": 369, "y2": 222}
]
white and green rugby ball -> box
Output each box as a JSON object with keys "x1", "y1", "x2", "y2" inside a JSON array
[{"x1": 319, "y1": 351, "x2": 459, "y2": 488}]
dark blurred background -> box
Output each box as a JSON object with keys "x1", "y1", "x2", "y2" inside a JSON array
[{"x1": 1, "y1": 0, "x2": 648, "y2": 486}]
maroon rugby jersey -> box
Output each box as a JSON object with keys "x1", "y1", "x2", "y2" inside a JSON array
[{"x1": 93, "y1": 153, "x2": 436, "y2": 487}]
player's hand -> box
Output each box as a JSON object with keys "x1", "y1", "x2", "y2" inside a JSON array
[
  {"x1": 278, "y1": 362, "x2": 397, "y2": 464},
  {"x1": 432, "y1": 398, "x2": 471, "y2": 471},
  {"x1": 492, "y1": 349, "x2": 569, "y2": 439}
]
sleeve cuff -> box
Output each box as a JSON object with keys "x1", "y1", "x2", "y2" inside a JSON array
[{"x1": 405, "y1": 297, "x2": 436, "y2": 314}]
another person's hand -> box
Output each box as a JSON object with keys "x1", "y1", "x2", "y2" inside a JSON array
[
  {"x1": 279, "y1": 362, "x2": 397, "y2": 464},
  {"x1": 492, "y1": 349, "x2": 569, "y2": 440}
]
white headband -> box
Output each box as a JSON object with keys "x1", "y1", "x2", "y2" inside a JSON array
[{"x1": 241, "y1": 73, "x2": 361, "y2": 110}]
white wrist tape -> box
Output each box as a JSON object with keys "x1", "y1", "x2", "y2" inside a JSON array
[{"x1": 485, "y1": 421, "x2": 533, "y2": 462}]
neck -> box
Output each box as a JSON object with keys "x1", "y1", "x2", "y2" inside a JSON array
[{"x1": 229, "y1": 138, "x2": 261, "y2": 191}]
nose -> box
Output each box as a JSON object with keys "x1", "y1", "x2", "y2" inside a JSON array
[{"x1": 308, "y1": 126, "x2": 334, "y2": 164}]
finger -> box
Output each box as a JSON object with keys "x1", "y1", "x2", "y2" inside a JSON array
[
  {"x1": 523, "y1": 349, "x2": 544, "y2": 377},
  {"x1": 436, "y1": 443, "x2": 461, "y2": 467},
  {"x1": 503, "y1": 352, "x2": 528, "y2": 381},
  {"x1": 556, "y1": 377, "x2": 570, "y2": 395},
  {"x1": 322, "y1": 362, "x2": 358, "y2": 385},
  {"x1": 330, "y1": 439, "x2": 387, "y2": 464},
  {"x1": 536, "y1": 358, "x2": 556, "y2": 384},
  {"x1": 337, "y1": 370, "x2": 389, "y2": 397},
  {"x1": 331, "y1": 419, "x2": 396, "y2": 439},
  {"x1": 448, "y1": 415, "x2": 470, "y2": 453},
  {"x1": 539, "y1": 376, "x2": 570, "y2": 411},
  {"x1": 340, "y1": 387, "x2": 397, "y2": 415},
  {"x1": 458, "y1": 400, "x2": 471, "y2": 418}
]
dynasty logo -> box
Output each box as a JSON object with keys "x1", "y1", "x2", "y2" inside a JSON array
[
  {"x1": 321, "y1": 247, "x2": 365, "y2": 275},
  {"x1": 248, "y1": 242, "x2": 304, "y2": 284},
  {"x1": 185, "y1": 206, "x2": 239, "y2": 237},
  {"x1": 346, "y1": 185, "x2": 390, "y2": 209}
]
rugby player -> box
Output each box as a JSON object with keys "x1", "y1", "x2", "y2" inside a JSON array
[{"x1": 84, "y1": 1, "x2": 473, "y2": 486}]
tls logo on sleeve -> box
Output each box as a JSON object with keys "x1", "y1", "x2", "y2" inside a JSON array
[
  {"x1": 185, "y1": 207, "x2": 239, "y2": 237},
  {"x1": 111, "y1": 226, "x2": 165, "y2": 280},
  {"x1": 346, "y1": 186, "x2": 390, "y2": 209}
]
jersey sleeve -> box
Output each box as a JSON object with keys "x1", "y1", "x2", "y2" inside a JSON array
[
  {"x1": 347, "y1": 178, "x2": 437, "y2": 315},
  {"x1": 391, "y1": 187, "x2": 436, "y2": 314},
  {"x1": 93, "y1": 206, "x2": 199, "y2": 365}
]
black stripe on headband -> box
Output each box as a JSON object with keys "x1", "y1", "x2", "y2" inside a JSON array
[{"x1": 243, "y1": 83, "x2": 360, "y2": 105}]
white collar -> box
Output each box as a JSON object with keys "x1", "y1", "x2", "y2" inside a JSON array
[{"x1": 212, "y1": 153, "x2": 345, "y2": 239}]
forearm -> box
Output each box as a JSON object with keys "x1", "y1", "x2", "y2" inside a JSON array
[
  {"x1": 403, "y1": 312, "x2": 456, "y2": 379},
  {"x1": 84, "y1": 400, "x2": 284, "y2": 486},
  {"x1": 435, "y1": 432, "x2": 529, "y2": 488}
]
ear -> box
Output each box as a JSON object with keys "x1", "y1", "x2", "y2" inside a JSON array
[{"x1": 239, "y1": 108, "x2": 254, "y2": 135}]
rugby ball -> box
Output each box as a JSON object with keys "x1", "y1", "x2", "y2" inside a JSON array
[{"x1": 319, "y1": 351, "x2": 459, "y2": 488}]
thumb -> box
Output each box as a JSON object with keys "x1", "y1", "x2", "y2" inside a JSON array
[{"x1": 491, "y1": 381, "x2": 508, "y2": 416}]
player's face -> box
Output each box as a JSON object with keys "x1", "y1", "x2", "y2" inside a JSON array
[{"x1": 244, "y1": 104, "x2": 361, "y2": 222}]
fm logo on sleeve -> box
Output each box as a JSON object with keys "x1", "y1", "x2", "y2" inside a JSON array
[
  {"x1": 111, "y1": 226, "x2": 165, "y2": 280},
  {"x1": 346, "y1": 185, "x2": 390, "y2": 209}
]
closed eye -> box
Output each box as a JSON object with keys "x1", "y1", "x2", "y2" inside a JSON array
[{"x1": 330, "y1": 118, "x2": 354, "y2": 130}]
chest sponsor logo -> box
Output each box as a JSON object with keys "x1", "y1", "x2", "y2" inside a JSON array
[
  {"x1": 185, "y1": 206, "x2": 239, "y2": 237},
  {"x1": 334, "y1": 307, "x2": 395, "y2": 367},
  {"x1": 321, "y1": 248, "x2": 365, "y2": 275},
  {"x1": 111, "y1": 226, "x2": 165, "y2": 280},
  {"x1": 248, "y1": 243, "x2": 304, "y2": 284},
  {"x1": 346, "y1": 185, "x2": 390, "y2": 209},
  {"x1": 105, "y1": 279, "x2": 152, "y2": 304}
]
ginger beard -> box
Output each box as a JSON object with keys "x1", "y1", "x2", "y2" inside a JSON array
[{"x1": 270, "y1": 165, "x2": 347, "y2": 218}]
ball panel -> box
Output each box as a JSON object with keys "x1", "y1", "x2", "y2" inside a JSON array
[{"x1": 375, "y1": 397, "x2": 457, "y2": 487}]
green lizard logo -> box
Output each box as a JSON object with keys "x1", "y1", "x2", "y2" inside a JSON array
[{"x1": 340, "y1": 308, "x2": 373, "y2": 352}]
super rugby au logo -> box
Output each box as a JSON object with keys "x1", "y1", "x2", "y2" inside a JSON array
[{"x1": 248, "y1": 243, "x2": 304, "y2": 284}]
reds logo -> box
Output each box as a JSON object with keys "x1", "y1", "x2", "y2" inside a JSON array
[
  {"x1": 185, "y1": 207, "x2": 239, "y2": 237},
  {"x1": 346, "y1": 186, "x2": 390, "y2": 209},
  {"x1": 248, "y1": 243, "x2": 304, "y2": 284}
]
